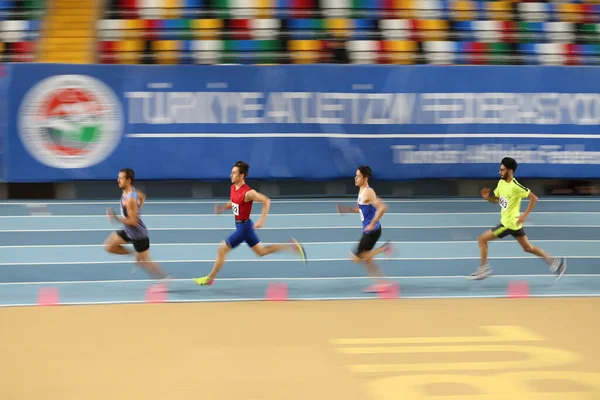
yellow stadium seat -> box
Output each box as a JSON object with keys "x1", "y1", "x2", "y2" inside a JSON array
[
  {"x1": 155, "y1": 51, "x2": 179, "y2": 64},
  {"x1": 152, "y1": 40, "x2": 180, "y2": 52},
  {"x1": 117, "y1": 40, "x2": 144, "y2": 52}
]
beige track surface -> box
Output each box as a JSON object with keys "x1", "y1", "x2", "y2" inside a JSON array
[{"x1": 1, "y1": 298, "x2": 599, "y2": 399}]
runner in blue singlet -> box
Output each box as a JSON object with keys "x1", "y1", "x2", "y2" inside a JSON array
[
  {"x1": 337, "y1": 165, "x2": 394, "y2": 293},
  {"x1": 104, "y1": 168, "x2": 170, "y2": 286},
  {"x1": 358, "y1": 187, "x2": 381, "y2": 235}
]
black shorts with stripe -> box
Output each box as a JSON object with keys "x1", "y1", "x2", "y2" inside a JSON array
[
  {"x1": 116, "y1": 230, "x2": 150, "y2": 253},
  {"x1": 491, "y1": 224, "x2": 526, "y2": 239},
  {"x1": 353, "y1": 227, "x2": 382, "y2": 256}
]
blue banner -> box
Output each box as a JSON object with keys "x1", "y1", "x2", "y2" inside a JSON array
[
  {"x1": 0, "y1": 64, "x2": 9, "y2": 182},
  {"x1": 5, "y1": 63, "x2": 600, "y2": 182}
]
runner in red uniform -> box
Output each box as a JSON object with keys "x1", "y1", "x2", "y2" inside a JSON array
[{"x1": 193, "y1": 160, "x2": 307, "y2": 286}]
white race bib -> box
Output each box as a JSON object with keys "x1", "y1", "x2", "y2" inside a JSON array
[
  {"x1": 499, "y1": 196, "x2": 508, "y2": 210},
  {"x1": 232, "y1": 202, "x2": 239, "y2": 216},
  {"x1": 359, "y1": 208, "x2": 364, "y2": 221}
]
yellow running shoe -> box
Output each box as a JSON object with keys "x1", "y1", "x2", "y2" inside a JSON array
[
  {"x1": 193, "y1": 276, "x2": 214, "y2": 286},
  {"x1": 289, "y1": 238, "x2": 307, "y2": 265}
]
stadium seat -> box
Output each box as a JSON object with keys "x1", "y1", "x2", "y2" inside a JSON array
[
  {"x1": 0, "y1": 0, "x2": 43, "y2": 62},
  {"x1": 1, "y1": 2, "x2": 599, "y2": 67},
  {"x1": 92, "y1": 0, "x2": 600, "y2": 65}
]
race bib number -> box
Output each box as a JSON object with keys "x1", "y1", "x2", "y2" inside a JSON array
[
  {"x1": 232, "y1": 202, "x2": 239, "y2": 216},
  {"x1": 499, "y1": 196, "x2": 508, "y2": 210}
]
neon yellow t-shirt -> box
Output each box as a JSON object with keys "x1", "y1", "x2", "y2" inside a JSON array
[{"x1": 493, "y1": 178, "x2": 531, "y2": 230}]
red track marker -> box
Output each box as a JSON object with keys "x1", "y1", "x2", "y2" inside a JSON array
[
  {"x1": 266, "y1": 283, "x2": 288, "y2": 301},
  {"x1": 37, "y1": 287, "x2": 59, "y2": 306},
  {"x1": 507, "y1": 280, "x2": 530, "y2": 298},
  {"x1": 145, "y1": 283, "x2": 167, "y2": 303}
]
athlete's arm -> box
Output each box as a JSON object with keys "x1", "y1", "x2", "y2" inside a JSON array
[
  {"x1": 215, "y1": 201, "x2": 232, "y2": 214},
  {"x1": 481, "y1": 188, "x2": 499, "y2": 203},
  {"x1": 364, "y1": 189, "x2": 387, "y2": 225},
  {"x1": 336, "y1": 204, "x2": 359, "y2": 213},
  {"x1": 245, "y1": 190, "x2": 270, "y2": 228},
  {"x1": 106, "y1": 207, "x2": 117, "y2": 223},
  {"x1": 117, "y1": 197, "x2": 140, "y2": 226},
  {"x1": 137, "y1": 190, "x2": 147, "y2": 208},
  {"x1": 517, "y1": 191, "x2": 537, "y2": 224}
]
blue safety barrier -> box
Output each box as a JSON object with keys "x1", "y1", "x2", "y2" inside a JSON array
[{"x1": 4, "y1": 63, "x2": 600, "y2": 182}]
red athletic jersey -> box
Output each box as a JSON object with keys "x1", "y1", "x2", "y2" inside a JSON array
[{"x1": 230, "y1": 183, "x2": 253, "y2": 220}]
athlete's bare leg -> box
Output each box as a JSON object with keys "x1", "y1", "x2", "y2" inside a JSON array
[
  {"x1": 104, "y1": 232, "x2": 131, "y2": 255},
  {"x1": 348, "y1": 241, "x2": 393, "y2": 291},
  {"x1": 251, "y1": 242, "x2": 296, "y2": 257},
  {"x1": 468, "y1": 230, "x2": 497, "y2": 280},
  {"x1": 195, "y1": 239, "x2": 306, "y2": 286},
  {"x1": 515, "y1": 235, "x2": 555, "y2": 265},
  {"x1": 352, "y1": 252, "x2": 386, "y2": 281},
  {"x1": 211, "y1": 241, "x2": 300, "y2": 276},
  {"x1": 477, "y1": 229, "x2": 497, "y2": 266},
  {"x1": 354, "y1": 242, "x2": 391, "y2": 262},
  {"x1": 135, "y1": 250, "x2": 169, "y2": 280},
  {"x1": 203, "y1": 241, "x2": 232, "y2": 282},
  {"x1": 471, "y1": 230, "x2": 566, "y2": 280},
  {"x1": 517, "y1": 235, "x2": 567, "y2": 279},
  {"x1": 351, "y1": 246, "x2": 391, "y2": 293}
]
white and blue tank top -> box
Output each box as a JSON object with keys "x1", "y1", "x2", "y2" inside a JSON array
[{"x1": 358, "y1": 187, "x2": 381, "y2": 233}]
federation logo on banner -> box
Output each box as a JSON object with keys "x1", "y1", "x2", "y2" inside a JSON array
[{"x1": 18, "y1": 74, "x2": 123, "y2": 169}]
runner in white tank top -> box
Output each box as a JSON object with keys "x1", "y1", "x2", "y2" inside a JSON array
[{"x1": 336, "y1": 165, "x2": 394, "y2": 294}]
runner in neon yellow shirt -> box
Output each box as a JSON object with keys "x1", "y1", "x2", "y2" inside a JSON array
[{"x1": 469, "y1": 157, "x2": 566, "y2": 281}]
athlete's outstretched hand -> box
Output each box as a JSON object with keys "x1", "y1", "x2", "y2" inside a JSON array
[
  {"x1": 215, "y1": 202, "x2": 233, "y2": 214},
  {"x1": 480, "y1": 188, "x2": 491, "y2": 199},
  {"x1": 254, "y1": 219, "x2": 265, "y2": 229},
  {"x1": 106, "y1": 208, "x2": 116, "y2": 223},
  {"x1": 337, "y1": 204, "x2": 357, "y2": 214}
]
